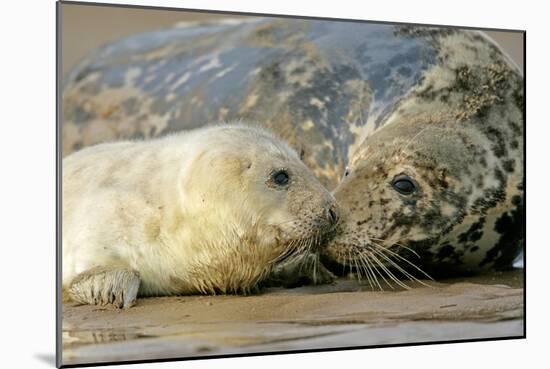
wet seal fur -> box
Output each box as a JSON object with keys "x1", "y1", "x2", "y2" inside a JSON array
[
  {"x1": 63, "y1": 124, "x2": 339, "y2": 308},
  {"x1": 62, "y1": 19, "x2": 524, "y2": 280}
]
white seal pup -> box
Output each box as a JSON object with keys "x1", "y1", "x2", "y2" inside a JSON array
[{"x1": 63, "y1": 124, "x2": 339, "y2": 308}]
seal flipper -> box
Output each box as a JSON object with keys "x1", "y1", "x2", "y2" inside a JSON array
[{"x1": 68, "y1": 266, "x2": 141, "y2": 309}]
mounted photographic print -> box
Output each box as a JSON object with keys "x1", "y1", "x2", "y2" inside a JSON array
[{"x1": 57, "y1": 1, "x2": 525, "y2": 367}]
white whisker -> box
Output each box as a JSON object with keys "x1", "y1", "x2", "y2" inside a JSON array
[
  {"x1": 369, "y1": 241, "x2": 433, "y2": 281},
  {"x1": 368, "y1": 251, "x2": 409, "y2": 289}
]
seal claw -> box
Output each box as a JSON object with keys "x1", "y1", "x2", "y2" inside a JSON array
[{"x1": 68, "y1": 267, "x2": 140, "y2": 309}]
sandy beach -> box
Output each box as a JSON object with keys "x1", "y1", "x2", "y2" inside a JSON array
[{"x1": 62, "y1": 270, "x2": 523, "y2": 366}]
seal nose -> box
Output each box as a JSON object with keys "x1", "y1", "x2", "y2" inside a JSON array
[{"x1": 325, "y1": 203, "x2": 340, "y2": 228}]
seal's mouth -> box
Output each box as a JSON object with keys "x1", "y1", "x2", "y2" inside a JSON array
[
  {"x1": 270, "y1": 235, "x2": 321, "y2": 265},
  {"x1": 274, "y1": 218, "x2": 337, "y2": 249},
  {"x1": 319, "y1": 252, "x2": 349, "y2": 276},
  {"x1": 319, "y1": 247, "x2": 366, "y2": 277}
]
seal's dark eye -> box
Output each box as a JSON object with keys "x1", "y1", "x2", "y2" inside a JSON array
[
  {"x1": 344, "y1": 168, "x2": 350, "y2": 177},
  {"x1": 391, "y1": 175, "x2": 416, "y2": 195},
  {"x1": 272, "y1": 169, "x2": 290, "y2": 186}
]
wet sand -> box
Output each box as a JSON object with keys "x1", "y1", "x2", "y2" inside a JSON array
[{"x1": 62, "y1": 270, "x2": 524, "y2": 366}]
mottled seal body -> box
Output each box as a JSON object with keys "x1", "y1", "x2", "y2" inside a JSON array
[
  {"x1": 62, "y1": 18, "x2": 524, "y2": 277},
  {"x1": 63, "y1": 124, "x2": 339, "y2": 308},
  {"x1": 62, "y1": 18, "x2": 440, "y2": 188},
  {"x1": 325, "y1": 29, "x2": 524, "y2": 279}
]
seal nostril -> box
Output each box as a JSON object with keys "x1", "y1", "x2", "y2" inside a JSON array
[{"x1": 327, "y1": 206, "x2": 339, "y2": 226}]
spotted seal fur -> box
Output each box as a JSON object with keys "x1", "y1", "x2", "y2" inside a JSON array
[
  {"x1": 62, "y1": 18, "x2": 524, "y2": 280},
  {"x1": 323, "y1": 29, "x2": 524, "y2": 280}
]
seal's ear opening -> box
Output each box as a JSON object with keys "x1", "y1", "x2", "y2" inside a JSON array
[
  {"x1": 217, "y1": 153, "x2": 252, "y2": 176},
  {"x1": 190, "y1": 149, "x2": 252, "y2": 187}
]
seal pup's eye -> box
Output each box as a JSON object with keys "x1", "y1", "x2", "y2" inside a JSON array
[
  {"x1": 344, "y1": 167, "x2": 350, "y2": 177},
  {"x1": 271, "y1": 169, "x2": 290, "y2": 186},
  {"x1": 391, "y1": 175, "x2": 417, "y2": 195}
]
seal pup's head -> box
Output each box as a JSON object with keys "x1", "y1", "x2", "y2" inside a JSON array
[
  {"x1": 323, "y1": 117, "x2": 523, "y2": 284},
  {"x1": 175, "y1": 124, "x2": 339, "y2": 294}
]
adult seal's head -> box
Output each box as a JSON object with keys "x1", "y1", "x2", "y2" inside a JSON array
[{"x1": 322, "y1": 30, "x2": 524, "y2": 281}]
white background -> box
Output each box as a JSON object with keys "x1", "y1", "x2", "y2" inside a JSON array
[{"x1": 1, "y1": 0, "x2": 545, "y2": 368}]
